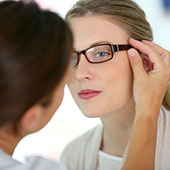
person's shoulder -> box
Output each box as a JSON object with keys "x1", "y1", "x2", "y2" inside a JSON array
[
  {"x1": 26, "y1": 156, "x2": 65, "y2": 170},
  {"x1": 0, "y1": 149, "x2": 23, "y2": 170},
  {"x1": 0, "y1": 150, "x2": 64, "y2": 170}
]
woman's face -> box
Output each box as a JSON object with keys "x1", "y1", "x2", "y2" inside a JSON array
[{"x1": 68, "y1": 15, "x2": 133, "y2": 118}]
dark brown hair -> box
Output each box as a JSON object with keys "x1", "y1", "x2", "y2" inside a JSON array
[
  {"x1": 66, "y1": 0, "x2": 170, "y2": 110},
  {"x1": 0, "y1": 0, "x2": 73, "y2": 127}
]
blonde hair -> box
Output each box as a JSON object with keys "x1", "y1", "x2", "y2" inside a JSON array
[{"x1": 66, "y1": 0, "x2": 170, "y2": 110}]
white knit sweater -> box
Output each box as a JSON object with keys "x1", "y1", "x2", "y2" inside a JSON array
[{"x1": 60, "y1": 106, "x2": 170, "y2": 170}]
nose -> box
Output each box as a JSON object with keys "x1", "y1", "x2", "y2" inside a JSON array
[{"x1": 75, "y1": 53, "x2": 93, "y2": 81}]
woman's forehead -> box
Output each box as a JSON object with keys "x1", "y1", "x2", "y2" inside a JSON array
[{"x1": 69, "y1": 15, "x2": 129, "y2": 50}]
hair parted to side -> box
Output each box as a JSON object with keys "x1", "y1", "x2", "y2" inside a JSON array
[
  {"x1": 66, "y1": 0, "x2": 153, "y2": 41},
  {"x1": 0, "y1": 0, "x2": 73, "y2": 127},
  {"x1": 66, "y1": 0, "x2": 170, "y2": 111}
]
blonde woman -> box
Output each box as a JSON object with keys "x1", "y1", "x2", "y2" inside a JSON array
[{"x1": 60, "y1": 0, "x2": 170, "y2": 170}]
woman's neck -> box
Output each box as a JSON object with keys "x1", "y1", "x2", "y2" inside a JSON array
[
  {"x1": 0, "y1": 124, "x2": 22, "y2": 155},
  {"x1": 100, "y1": 98, "x2": 136, "y2": 157}
]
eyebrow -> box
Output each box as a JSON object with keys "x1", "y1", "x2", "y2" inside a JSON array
[
  {"x1": 89, "y1": 41, "x2": 111, "y2": 47},
  {"x1": 73, "y1": 40, "x2": 112, "y2": 51}
]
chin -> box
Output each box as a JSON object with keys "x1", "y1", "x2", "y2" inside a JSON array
[
  {"x1": 79, "y1": 98, "x2": 133, "y2": 118},
  {"x1": 83, "y1": 112, "x2": 100, "y2": 118},
  {"x1": 79, "y1": 106, "x2": 113, "y2": 118}
]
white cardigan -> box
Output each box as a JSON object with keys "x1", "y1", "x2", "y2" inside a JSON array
[{"x1": 60, "y1": 107, "x2": 170, "y2": 170}]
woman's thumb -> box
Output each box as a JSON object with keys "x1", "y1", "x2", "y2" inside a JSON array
[{"x1": 128, "y1": 48, "x2": 146, "y2": 78}]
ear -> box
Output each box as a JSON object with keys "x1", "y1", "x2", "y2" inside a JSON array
[
  {"x1": 19, "y1": 105, "x2": 44, "y2": 135},
  {"x1": 140, "y1": 53, "x2": 153, "y2": 72}
]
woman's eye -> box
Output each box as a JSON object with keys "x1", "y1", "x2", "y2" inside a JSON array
[
  {"x1": 72, "y1": 56, "x2": 77, "y2": 61},
  {"x1": 71, "y1": 53, "x2": 78, "y2": 61},
  {"x1": 71, "y1": 53, "x2": 78, "y2": 67},
  {"x1": 95, "y1": 51, "x2": 110, "y2": 58}
]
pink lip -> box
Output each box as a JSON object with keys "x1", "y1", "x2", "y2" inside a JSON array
[{"x1": 78, "y1": 89, "x2": 101, "y2": 100}]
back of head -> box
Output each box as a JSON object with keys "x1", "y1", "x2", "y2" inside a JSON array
[
  {"x1": 66, "y1": 0, "x2": 170, "y2": 110},
  {"x1": 0, "y1": 0, "x2": 73, "y2": 127}
]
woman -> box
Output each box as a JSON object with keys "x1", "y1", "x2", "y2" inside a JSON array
[
  {"x1": 60, "y1": 0, "x2": 170, "y2": 170},
  {"x1": 0, "y1": 0, "x2": 73, "y2": 169}
]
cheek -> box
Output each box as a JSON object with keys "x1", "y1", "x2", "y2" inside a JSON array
[
  {"x1": 67, "y1": 82, "x2": 78, "y2": 107},
  {"x1": 48, "y1": 88, "x2": 65, "y2": 116},
  {"x1": 67, "y1": 74, "x2": 75, "y2": 87},
  {"x1": 39, "y1": 86, "x2": 65, "y2": 130},
  {"x1": 108, "y1": 72, "x2": 133, "y2": 103},
  {"x1": 53, "y1": 89, "x2": 64, "y2": 110},
  {"x1": 105, "y1": 55, "x2": 133, "y2": 107},
  {"x1": 67, "y1": 72, "x2": 78, "y2": 97},
  {"x1": 111, "y1": 61, "x2": 133, "y2": 90}
]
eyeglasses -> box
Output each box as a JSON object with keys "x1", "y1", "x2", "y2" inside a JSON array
[{"x1": 71, "y1": 44, "x2": 132, "y2": 67}]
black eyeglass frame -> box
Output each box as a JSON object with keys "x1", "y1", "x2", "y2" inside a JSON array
[{"x1": 73, "y1": 44, "x2": 132, "y2": 67}]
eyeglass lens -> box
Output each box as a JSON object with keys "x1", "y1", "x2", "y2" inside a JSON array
[{"x1": 71, "y1": 44, "x2": 112, "y2": 67}]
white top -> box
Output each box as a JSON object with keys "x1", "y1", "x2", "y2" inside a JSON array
[
  {"x1": 0, "y1": 149, "x2": 65, "y2": 170},
  {"x1": 97, "y1": 151, "x2": 122, "y2": 170},
  {"x1": 61, "y1": 106, "x2": 170, "y2": 170}
]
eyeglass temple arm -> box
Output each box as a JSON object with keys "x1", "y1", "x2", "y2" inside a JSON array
[{"x1": 115, "y1": 44, "x2": 132, "y2": 52}]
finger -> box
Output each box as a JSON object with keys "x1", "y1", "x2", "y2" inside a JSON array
[
  {"x1": 142, "y1": 40, "x2": 169, "y2": 54},
  {"x1": 127, "y1": 48, "x2": 147, "y2": 79},
  {"x1": 129, "y1": 38, "x2": 164, "y2": 70},
  {"x1": 161, "y1": 53, "x2": 169, "y2": 67},
  {"x1": 142, "y1": 40, "x2": 170, "y2": 67}
]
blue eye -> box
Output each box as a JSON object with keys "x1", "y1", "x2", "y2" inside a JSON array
[
  {"x1": 95, "y1": 51, "x2": 110, "y2": 58},
  {"x1": 71, "y1": 52, "x2": 78, "y2": 61},
  {"x1": 71, "y1": 53, "x2": 78, "y2": 67},
  {"x1": 72, "y1": 56, "x2": 77, "y2": 61}
]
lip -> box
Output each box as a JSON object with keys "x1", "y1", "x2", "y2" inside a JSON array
[{"x1": 78, "y1": 89, "x2": 102, "y2": 100}]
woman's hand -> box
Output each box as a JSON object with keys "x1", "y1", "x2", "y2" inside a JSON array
[
  {"x1": 120, "y1": 39, "x2": 170, "y2": 170},
  {"x1": 128, "y1": 38, "x2": 170, "y2": 117}
]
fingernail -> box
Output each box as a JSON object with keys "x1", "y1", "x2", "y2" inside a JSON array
[{"x1": 128, "y1": 49, "x2": 138, "y2": 57}]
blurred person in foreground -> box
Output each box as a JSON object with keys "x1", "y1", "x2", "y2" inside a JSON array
[{"x1": 0, "y1": 0, "x2": 73, "y2": 169}]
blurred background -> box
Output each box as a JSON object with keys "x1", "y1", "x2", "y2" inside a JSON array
[{"x1": 9, "y1": 0, "x2": 170, "y2": 162}]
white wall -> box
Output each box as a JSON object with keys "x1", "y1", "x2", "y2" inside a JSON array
[
  {"x1": 13, "y1": 0, "x2": 170, "y2": 162},
  {"x1": 135, "y1": 0, "x2": 170, "y2": 50}
]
